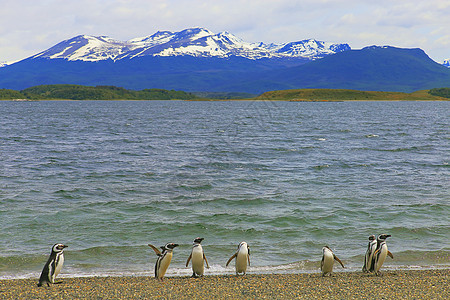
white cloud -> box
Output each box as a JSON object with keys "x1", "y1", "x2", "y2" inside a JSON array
[{"x1": 0, "y1": 0, "x2": 449, "y2": 62}]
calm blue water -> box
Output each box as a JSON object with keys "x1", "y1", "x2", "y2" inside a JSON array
[{"x1": 0, "y1": 100, "x2": 448, "y2": 279}]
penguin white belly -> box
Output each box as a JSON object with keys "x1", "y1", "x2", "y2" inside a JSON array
[
  {"x1": 374, "y1": 245, "x2": 388, "y2": 273},
  {"x1": 158, "y1": 252, "x2": 173, "y2": 278},
  {"x1": 54, "y1": 253, "x2": 64, "y2": 278},
  {"x1": 191, "y1": 246, "x2": 205, "y2": 276},
  {"x1": 322, "y1": 251, "x2": 334, "y2": 274},
  {"x1": 235, "y1": 250, "x2": 248, "y2": 274}
]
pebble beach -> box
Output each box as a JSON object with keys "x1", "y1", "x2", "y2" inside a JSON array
[{"x1": 0, "y1": 269, "x2": 448, "y2": 299}]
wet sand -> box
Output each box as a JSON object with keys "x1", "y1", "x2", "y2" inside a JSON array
[{"x1": 0, "y1": 269, "x2": 448, "y2": 299}]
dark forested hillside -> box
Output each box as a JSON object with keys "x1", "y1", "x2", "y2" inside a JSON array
[{"x1": 0, "y1": 84, "x2": 198, "y2": 100}]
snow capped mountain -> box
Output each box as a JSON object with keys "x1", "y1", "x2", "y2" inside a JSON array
[
  {"x1": 269, "y1": 39, "x2": 350, "y2": 59},
  {"x1": 33, "y1": 35, "x2": 131, "y2": 62},
  {"x1": 31, "y1": 27, "x2": 350, "y2": 62}
]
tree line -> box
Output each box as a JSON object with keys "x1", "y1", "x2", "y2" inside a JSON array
[{"x1": 0, "y1": 84, "x2": 198, "y2": 100}]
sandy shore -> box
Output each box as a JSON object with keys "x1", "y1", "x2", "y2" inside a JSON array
[{"x1": 0, "y1": 269, "x2": 448, "y2": 299}]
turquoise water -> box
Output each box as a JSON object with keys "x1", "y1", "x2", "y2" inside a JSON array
[{"x1": 0, "y1": 100, "x2": 448, "y2": 279}]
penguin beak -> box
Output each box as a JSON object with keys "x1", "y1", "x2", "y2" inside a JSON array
[
  {"x1": 173, "y1": 243, "x2": 179, "y2": 247},
  {"x1": 63, "y1": 245, "x2": 68, "y2": 248}
]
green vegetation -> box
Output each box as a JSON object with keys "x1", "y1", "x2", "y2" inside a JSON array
[
  {"x1": 428, "y1": 88, "x2": 450, "y2": 98},
  {"x1": 0, "y1": 88, "x2": 27, "y2": 100},
  {"x1": 0, "y1": 84, "x2": 198, "y2": 100},
  {"x1": 1, "y1": 85, "x2": 449, "y2": 101},
  {"x1": 256, "y1": 89, "x2": 448, "y2": 101}
]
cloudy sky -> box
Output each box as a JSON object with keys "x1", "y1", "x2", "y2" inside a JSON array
[{"x1": 1, "y1": 0, "x2": 449, "y2": 63}]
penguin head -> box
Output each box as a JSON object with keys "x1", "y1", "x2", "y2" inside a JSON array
[
  {"x1": 377, "y1": 234, "x2": 391, "y2": 241},
  {"x1": 238, "y1": 241, "x2": 248, "y2": 250},
  {"x1": 193, "y1": 237, "x2": 204, "y2": 244},
  {"x1": 164, "y1": 243, "x2": 179, "y2": 250},
  {"x1": 52, "y1": 243, "x2": 68, "y2": 253},
  {"x1": 322, "y1": 246, "x2": 333, "y2": 254},
  {"x1": 369, "y1": 235, "x2": 376, "y2": 241}
]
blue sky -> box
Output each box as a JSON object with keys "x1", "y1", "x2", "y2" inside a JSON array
[{"x1": 1, "y1": 0, "x2": 449, "y2": 62}]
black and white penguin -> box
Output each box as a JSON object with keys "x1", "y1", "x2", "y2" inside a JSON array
[
  {"x1": 321, "y1": 246, "x2": 345, "y2": 276},
  {"x1": 370, "y1": 234, "x2": 394, "y2": 275},
  {"x1": 37, "y1": 243, "x2": 68, "y2": 287},
  {"x1": 362, "y1": 235, "x2": 377, "y2": 272},
  {"x1": 186, "y1": 237, "x2": 210, "y2": 277},
  {"x1": 148, "y1": 243, "x2": 179, "y2": 280},
  {"x1": 226, "y1": 241, "x2": 250, "y2": 275}
]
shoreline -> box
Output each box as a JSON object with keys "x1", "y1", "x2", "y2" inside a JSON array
[
  {"x1": 2, "y1": 98, "x2": 450, "y2": 101},
  {"x1": 1, "y1": 269, "x2": 448, "y2": 299}
]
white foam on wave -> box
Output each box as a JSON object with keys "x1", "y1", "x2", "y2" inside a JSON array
[{"x1": 2, "y1": 263, "x2": 449, "y2": 280}]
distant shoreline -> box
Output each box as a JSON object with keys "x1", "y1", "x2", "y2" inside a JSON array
[
  {"x1": 1, "y1": 269, "x2": 448, "y2": 299},
  {"x1": 1, "y1": 85, "x2": 449, "y2": 101},
  {"x1": 2, "y1": 98, "x2": 449, "y2": 102}
]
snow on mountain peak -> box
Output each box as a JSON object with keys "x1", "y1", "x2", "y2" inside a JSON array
[
  {"x1": 273, "y1": 39, "x2": 350, "y2": 59},
  {"x1": 33, "y1": 35, "x2": 130, "y2": 62},
  {"x1": 32, "y1": 28, "x2": 350, "y2": 62}
]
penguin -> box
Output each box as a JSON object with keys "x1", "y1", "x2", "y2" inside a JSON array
[
  {"x1": 362, "y1": 235, "x2": 377, "y2": 273},
  {"x1": 370, "y1": 234, "x2": 394, "y2": 276},
  {"x1": 37, "y1": 243, "x2": 68, "y2": 287},
  {"x1": 148, "y1": 242, "x2": 179, "y2": 280},
  {"x1": 226, "y1": 241, "x2": 250, "y2": 275},
  {"x1": 321, "y1": 246, "x2": 345, "y2": 276},
  {"x1": 186, "y1": 237, "x2": 210, "y2": 277}
]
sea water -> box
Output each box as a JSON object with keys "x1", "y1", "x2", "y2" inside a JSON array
[{"x1": 0, "y1": 100, "x2": 448, "y2": 279}]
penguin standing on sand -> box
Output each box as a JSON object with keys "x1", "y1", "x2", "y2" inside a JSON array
[
  {"x1": 370, "y1": 234, "x2": 394, "y2": 276},
  {"x1": 148, "y1": 243, "x2": 179, "y2": 280},
  {"x1": 226, "y1": 241, "x2": 250, "y2": 275},
  {"x1": 362, "y1": 235, "x2": 377, "y2": 272},
  {"x1": 321, "y1": 246, "x2": 345, "y2": 276},
  {"x1": 37, "y1": 243, "x2": 68, "y2": 287},
  {"x1": 186, "y1": 237, "x2": 210, "y2": 277}
]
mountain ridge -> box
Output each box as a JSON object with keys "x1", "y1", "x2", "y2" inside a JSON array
[{"x1": 29, "y1": 27, "x2": 350, "y2": 62}]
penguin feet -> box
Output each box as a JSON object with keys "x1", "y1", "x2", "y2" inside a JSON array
[
  {"x1": 191, "y1": 273, "x2": 198, "y2": 278},
  {"x1": 38, "y1": 282, "x2": 50, "y2": 287}
]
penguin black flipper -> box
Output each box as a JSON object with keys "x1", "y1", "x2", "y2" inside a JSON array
[
  {"x1": 148, "y1": 244, "x2": 162, "y2": 256},
  {"x1": 320, "y1": 254, "x2": 324, "y2": 271},
  {"x1": 333, "y1": 254, "x2": 345, "y2": 268},
  {"x1": 247, "y1": 246, "x2": 251, "y2": 266},
  {"x1": 37, "y1": 255, "x2": 54, "y2": 287},
  {"x1": 203, "y1": 253, "x2": 210, "y2": 268},
  {"x1": 369, "y1": 248, "x2": 380, "y2": 272},
  {"x1": 186, "y1": 253, "x2": 192, "y2": 267},
  {"x1": 50, "y1": 257, "x2": 58, "y2": 283},
  {"x1": 37, "y1": 268, "x2": 51, "y2": 287},
  {"x1": 226, "y1": 253, "x2": 237, "y2": 267},
  {"x1": 388, "y1": 251, "x2": 394, "y2": 259}
]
